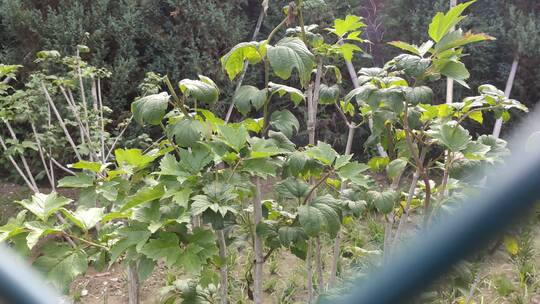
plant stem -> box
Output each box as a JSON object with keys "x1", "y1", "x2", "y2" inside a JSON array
[
  {"x1": 295, "y1": 0, "x2": 308, "y2": 45},
  {"x1": 63, "y1": 232, "x2": 105, "y2": 249},
  {"x1": 267, "y1": 17, "x2": 288, "y2": 45},
  {"x1": 159, "y1": 122, "x2": 182, "y2": 157},
  {"x1": 217, "y1": 229, "x2": 228, "y2": 304},
  {"x1": 252, "y1": 177, "x2": 264, "y2": 304},
  {"x1": 0, "y1": 135, "x2": 37, "y2": 192},
  {"x1": 3, "y1": 119, "x2": 39, "y2": 191},
  {"x1": 402, "y1": 105, "x2": 431, "y2": 223},
  {"x1": 316, "y1": 236, "x2": 324, "y2": 292},
  {"x1": 329, "y1": 118, "x2": 356, "y2": 288},
  {"x1": 493, "y1": 56, "x2": 519, "y2": 138},
  {"x1": 127, "y1": 261, "x2": 140, "y2": 304},
  {"x1": 41, "y1": 83, "x2": 83, "y2": 162},
  {"x1": 47, "y1": 154, "x2": 76, "y2": 175},
  {"x1": 306, "y1": 239, "x2": 314, "y2": 303},
  {"x1": 30, "y1": 123, "x2": 54, "y2": 189},
  {"x1": 224, "y1": 3, "x2": 266, "y2": 123},
  {"x1": 104, "y1": 116, "x2": 133, "y2": 162},
  {"x1": 343, "y1": 55, "x2": 387, "y2": 157},
  {"x1": 75, "y1": 50, "x2": 92, "y2": 152},
  {"x1": 164, "y1": 76, "x2": 190, "y2": 117},
  {"x1": 391, "y1": 150, "x2": 425, "y2": 249},
  {"x1": 440, "y1": 151, "x2": 452, "y2": 198},
  {"x1": 97, "y1": 78, "x2": 106, "y2": 162},
  {"x1": 303, "y1": 170, "x2": 333, "y2": 205},
  {"x1": 59, "y1": 86, "x2": 91, "y2": 148}
]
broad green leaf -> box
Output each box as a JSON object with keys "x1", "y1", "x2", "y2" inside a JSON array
[
  {"x1": 132, "y1": 201, "x2": 161, "y2": 228},
  {"x1": 378, "y1": 88, "x2": 405, "y2": 113},
  {"x1": 344, "y1": 83, "x2": 377, "y2": 105},
  {"x1": 233, "y1": 85, "x2": 267, "y2": 115},
  {"x1": 305, "y1": 141, "x2": 338, "y2": 165},
  {"x1": 405, "y1": 86, "x2": 433, "y2": 105},
  {"x1": 312, "y1": 197, "x2": 340, "y2": 237},
  {"x1": 435, "y1": 59, "x2": 470, "y2": 81},
  {"x1": 115, "y1": 148, "x2": 156, "y2": 169},
  {"x1": 248, "y1": 137, "x2": 282, "y2": 159},
  {"x1": 110, "y1": 224, "x2": 151, "y2": 264},
  {"x1": 33, "y1": 245, "x2": 88, "y2": 293},
  {"x1": 387, "y1": 158, "x2": 408, "y2": 179},
  {"x1": 178, "y1": 244, "x2": 203, "y2": 274},
  {"x1": 186, "y1": 228, "x2": 218, "y2": 264},
  {"x1": 434, "y1": 29, "x2": 494, "y2": 54},
  {"x1": 69, "y1": 160, "x2": 104, "y2": 173},
  {"x1": 179, "y1": 75, "x2": 219, "y2": 104},
  {"x1": 221, "y1": 42, "x2": 263, "y2": 80},
  {"x1": 218, "y1": 125, "x2": 248, "y2": 152},
  {"x1": 24, "y1": 221, "x2": 61, "y2": 249},
  {"x1": 172, "y1": 188, "x2": 192, "y2": 209},
  {"x1": 268, "y1": 131, "x2": 296, "y2": 151},
  {"x1": 368, "y1": 156, "x2": 390, "y2": 172},
  {"x1": 339, "y1": 43, "x2": 362, "y2": 63},
  {"x1": 388, "y1": 41, "x2": 420, "y2": 56},
  {"x1": 168, "y1": 119, "x2": 203, "y2": 147},
  {"x1": 478, "y1": 135, "x2": 509, "y2": 164},
  {"x1": 131, "y1": 92, "x2": 169, "y2": 125},
  {"x1": 319, "y1": 84, "x2": 340, "y2": 105},
  {"x1": 428, "y1": 122, "x2": 471, "y2": 152},
  {"x1": 393, "y1": 54, "x2": 431, "y2": 77},
  {"x1": 286, "y1": 152, "x2": 308, "y2": 176},
  {"x1": 463, "y1": 141, "x2": 490, "y2": 160},
  {"x1": 298, "y1": 205, "x2": 324, "y2": 237},
  {"x1": 268, "y1": 82, "x2": 305, "y2": 106},
  {"x1": 340, "y1": 100, "x2": 355, "y2": 116},
  {"x1": 331, "y1": 15, "x2": 366, "y2": 37},
  {"x1": 428, "y1": 0, "x2": 476, "y2": 42},
  {"x1": 191, "y1": 195, "x2": 236, "y2": 218},
  {"x1": 278, "y1": 226, "x2": 306, "y2": 246},
  {"x1": 157, "y1": 154, "x2": 189, "y2": 178},
  {"x1": 242, "y1": 118, "x2": 264, "y2": 134},
  {"x1": 270, "y1": 110, "x2": 299, "y2": 138},
  {"x1": 120, "y1": 185, "x2": 165, "y2": 211},
  {"x1": 468, "y1": 111, "x2": 483, "y2": 124},
  {"x1": 200, "y1": 268, "x2": 219, "y2": 288},
  {"x1": 437, "y1": 104, "x2": 454, "y2": 118},
  {"x1": 138, "y1": 256, "x2": 156, "y2": 282},
  {"x1": 267, "y1": 37, "x2": 315, "y2": 86},
  {"x1": 179, "y1": 144, "x2": 213, "y2": 173},
  {"x1": 334, "y1": 154, "x2": 353, "y2": 170},
  {"x1": 241, "y1": 158, "x2": 279, "y2": 178},
  {"x1": 18, "y1": 192, "x2": 72, "y2": 221},
  {"x1": 0, "y1": 211, "x2": 27, "y2": 242},
  {"x1": 275, "y1": 177, "x2": 309, "y2": 199},
  {"x1": 61, "y1": 207, "x2": 104, "y2": 232},
  {"x1": 337, "y1": 162, "x2": 370, "y2": 187},
  {"x1": 368, "y1": 190, "x2": 398, "y2": 214},
  {"x1": 57, "y1": 173, "x2": 94, "y2": 188},
  {"x1": 324, "y1": 65, "x2": 343, "y2": 83},
  {"x1": 141, "y1": 232, "x2": 181, "y2": 267}
]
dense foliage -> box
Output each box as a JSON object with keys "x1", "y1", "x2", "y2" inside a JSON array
[
  {"x1": 1, "y1": 0, "x2": 538, "y2": 118},
  {"x1": 0, "y1": 1, "x2": 536, "y2": 303}
]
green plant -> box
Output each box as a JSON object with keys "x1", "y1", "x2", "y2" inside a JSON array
[{"x1": 0, "y1": 1, "x2": 530, "y2": 304}]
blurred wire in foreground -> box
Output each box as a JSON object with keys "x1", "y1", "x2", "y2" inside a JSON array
[
  {"x1": 327, "y1": 109, "x2": 540, "y2": 304},
  {"x1": 0, "y1": 244, "x2": 62, "y2": 304}
]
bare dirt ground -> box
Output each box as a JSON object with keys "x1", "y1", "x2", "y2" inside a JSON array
[{"x1": 70, "y1": 263, "x2": 167, "y2": 304}]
